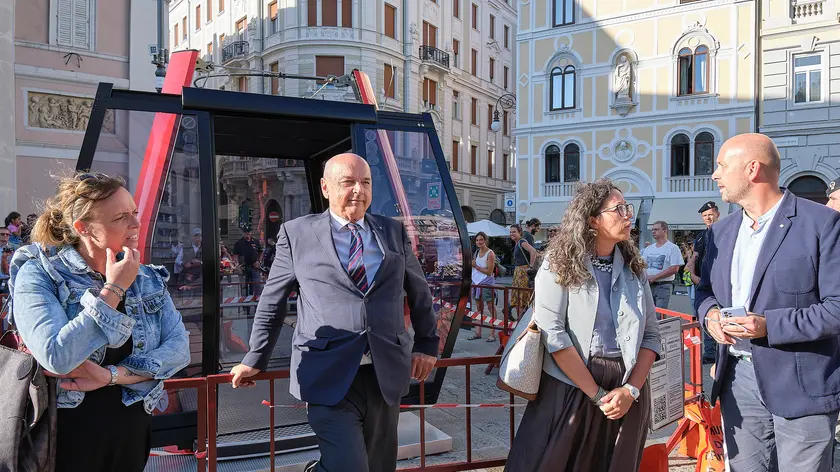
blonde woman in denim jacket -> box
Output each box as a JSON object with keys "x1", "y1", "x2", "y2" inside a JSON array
[{"x1": 8, "y1": 172, "x2": 190, "y2": 472}]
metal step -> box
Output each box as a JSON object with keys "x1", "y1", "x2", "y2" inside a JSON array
[
  {"x1": 145, "y1": 448, "x2": 320, "y2": 472},
  {"x1": 215, "y1": 423, "x2": 317, "y2": 459},
  {"x1": 145, "y1": 413, "x2": 453, "y2": 472}
]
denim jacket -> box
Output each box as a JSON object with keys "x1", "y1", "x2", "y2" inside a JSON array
[{"x1": 8, "y1": 244, "x2": 191, "y2": 413}]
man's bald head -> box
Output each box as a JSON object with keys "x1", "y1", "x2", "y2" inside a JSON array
[
  {"x1": 323, "y1": 153, "x2": 370, "y2": 181},
  {"x1": 320, "y1": 153, "x2": 372, "y2": 222},
  {"x1": 713, "y1": 133, "x2": 782, "y2": 204},
  {"x1": 719, "y1": 133, "x2": 781, "y2": 175}
]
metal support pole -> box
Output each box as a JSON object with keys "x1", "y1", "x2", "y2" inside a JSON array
[{"x1": 154, "y1": 0, "x2": 168, "y2": 92}]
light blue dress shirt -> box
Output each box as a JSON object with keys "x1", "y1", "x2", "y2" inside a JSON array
[
  {"x1": 329, "y1": 210, "x2": 384, "y2": 288},
  {"x1": 729, "y1": 196, "x2": 784, "y2": 357}
]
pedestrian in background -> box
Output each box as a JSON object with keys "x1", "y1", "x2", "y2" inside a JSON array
[
  {"x1": 641, "y1": 221, "x2": 683, "y2": 309},
  {"x1": 468, "y1": 231, "x2": 497, "y2": 342}
]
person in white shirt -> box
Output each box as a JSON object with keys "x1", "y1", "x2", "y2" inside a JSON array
[{"x1": 641, "y1": 221, "x2": 684, "y2": 309}]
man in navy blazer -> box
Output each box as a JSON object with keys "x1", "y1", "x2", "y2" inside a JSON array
[
  {"x1": 229, "y1": 153, "x2": 439, "y2": 472},
  {"x1": 696, "y1": 134, "x2": 840, "y2": 472}
]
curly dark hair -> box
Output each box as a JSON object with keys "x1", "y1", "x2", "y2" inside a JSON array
[{"x1": 545, "y1": 178, "x2": 646, "y2": 288}]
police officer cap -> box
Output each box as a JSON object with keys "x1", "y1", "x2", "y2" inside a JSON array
[
  {"x1": 697, "y1": 201, "x2": 718, "y2": 213},
  {"x1": 827, "y1": 178, "x2": 840, "y2": 196}
]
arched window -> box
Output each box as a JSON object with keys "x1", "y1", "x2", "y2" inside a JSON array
[
  {"x1": 671, "y1": 134, "x2": 690, "y2": 176},
  {"x1": 694, "y1": 132, "x2": 715, "y2": 176},
  {"x1": 550, "y1": 65, "x2": 576, "y2": 110},
  {"x1": 563, "y1": 143, "x2": 580, "y2": 182},
  {"x1": 678, "y1": 45, "x2": 708, "y2": 95},
  {"x1": 545, "y1": 144, "x2": 561, "y2": 183}
]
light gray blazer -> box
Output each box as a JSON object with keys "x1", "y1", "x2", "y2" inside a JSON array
[{"x1": 533, "y1": 247, "x2": 661, "y2": 387}]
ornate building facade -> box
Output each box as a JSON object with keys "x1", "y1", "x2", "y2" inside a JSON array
[
  {"x1": 170, "y1": 0, "x2": 517, "y2": 225},
  {"x1": 759, "y1": 0, "x2": 840, "y2": 203},
  {"x1": 1, "y1": 0, "x2": 160, "y2": 216},
  {"x1": 515, "y1": 0, "x2": 756, "y2": 245}
]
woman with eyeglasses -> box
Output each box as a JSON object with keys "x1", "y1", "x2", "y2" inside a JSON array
[
  {"x1": 505, "y1": 179, "x2": 660, "y2": 472},
  {"x1": 8, "y1": 172, "x2": 191, "y2": 472}
]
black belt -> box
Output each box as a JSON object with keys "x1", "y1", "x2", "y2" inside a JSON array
[{"x1": 651, "y1": 281, "x2": 672, "y2": 285}]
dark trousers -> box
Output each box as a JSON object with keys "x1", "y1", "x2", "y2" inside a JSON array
[
  {"x1": 243, "y1": 265, "x2": 257, "y2": 295},
  {"x1": 307, "y1": 365, "x2": 400, "y2": 472},
  {"x1": 720, "y1": 356, "x2": 837, "y2": 471}
]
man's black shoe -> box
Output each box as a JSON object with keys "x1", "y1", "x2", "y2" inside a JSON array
[{"x1": 304, "y1": 460, "x2": 318, "y2": 472}]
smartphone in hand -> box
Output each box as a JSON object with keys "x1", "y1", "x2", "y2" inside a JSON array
[{"x1": 721, "y1": 306, "x2": 748, "y2": 318}]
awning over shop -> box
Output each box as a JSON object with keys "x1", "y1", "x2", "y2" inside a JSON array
[
  {"x1": 648, "y1": 197, "x2": 729, "y2": 230},
  {"x1": 522, "y1": 201, "x2": 569, "y2": 226}
]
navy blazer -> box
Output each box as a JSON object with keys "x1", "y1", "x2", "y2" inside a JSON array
[
  {"x1": 695, "y1": 190, "x2": 840, "y2": 418},
  {"x1": 242, "y1": 211, "x2": 439, "y2": 407}
]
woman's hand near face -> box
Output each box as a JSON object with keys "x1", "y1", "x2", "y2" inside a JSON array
[{"x1": 105, "y1": 246, "x2": 140, "y2": 291}]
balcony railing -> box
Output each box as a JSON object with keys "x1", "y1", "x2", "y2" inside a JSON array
[
  {"x1": 791, "y1": 0, "x2": 824, "y2": 20},
  {"x1": 542, "y1": 182, "x2": 578, "y2": 198},
  {"x1": 419, "y1": 45, "x2": 450, "y2": 69},
  {"x1": 222, "y1": 41, "x2": 249, "y2": 62},
  {"x1": 668, "y1": 175, "x2": 716, "y2": 192}
]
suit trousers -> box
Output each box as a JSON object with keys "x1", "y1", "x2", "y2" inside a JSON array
[
  {"x1": 720, "y1": 356, "x2": 837, "y2": 472},
  {"x1": 307, "y1": 364, "x2": 400, "y2": 472}
]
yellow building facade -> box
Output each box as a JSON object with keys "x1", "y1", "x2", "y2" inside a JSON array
[{"x1": 515, "y1": 0, "x2": 756, "y2": 243}]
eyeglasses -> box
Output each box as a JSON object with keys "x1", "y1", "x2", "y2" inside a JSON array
[{"x1": 597, "y1": 203, "x2": 634, "y2": 219}]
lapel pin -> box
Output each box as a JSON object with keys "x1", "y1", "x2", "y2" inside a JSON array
[{"x1": 779, "y1": 224, "x2": 784, "y2": 228}]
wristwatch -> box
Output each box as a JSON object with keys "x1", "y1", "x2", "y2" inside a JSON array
[
  {"x1": 106, "y1": 365, "x2": 119, "y2": 386},
  {"x1": 622, "y1": 383, "x2": 640, "y2": 401}
]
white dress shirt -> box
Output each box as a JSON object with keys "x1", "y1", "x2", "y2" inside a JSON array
[{"x1": 729, "y1": 195, "x2": 784, "y2": 357}]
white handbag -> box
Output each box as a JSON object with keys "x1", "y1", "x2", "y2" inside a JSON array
[{"x1": 496, "y1": 308, "x2": 544, "y2": 401}]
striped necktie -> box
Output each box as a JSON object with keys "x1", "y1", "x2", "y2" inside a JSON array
[{"x1": 346, "y1": 223, "x2": 369, "y2": 292}]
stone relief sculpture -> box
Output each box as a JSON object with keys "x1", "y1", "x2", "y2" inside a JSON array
[
  {"x1": 28, "y1": 92, "x2": 115, "y2": 133},
  {"x1": 615, "y1": 140, "x2": 634, "y2": 162},
  {"x1": 613, "y1": 55, "x2": 632, "y2": 101}
]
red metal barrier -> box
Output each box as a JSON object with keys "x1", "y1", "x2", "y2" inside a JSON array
[{"x1": 159, "y1": 286, "x2": 706, "y2": 471}]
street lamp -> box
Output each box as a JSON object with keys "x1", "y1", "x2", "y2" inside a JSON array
[
  {"x1": 490, "y1": 93, "x2": 516, "y2": 133},
  {"x1": 153, "y1": 0, "x2": 168, "y2": 92}
]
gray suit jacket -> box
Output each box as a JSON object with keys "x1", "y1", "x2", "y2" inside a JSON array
[
  {"x1": 242, "y1": 211, "x2": 439, "y2": 406},
  {"x1": 533, "y1": 247, "x2": 661, "y2": 386}
]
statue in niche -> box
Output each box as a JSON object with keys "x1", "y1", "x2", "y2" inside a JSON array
[{"x1": 613, "y1": 55, "x2": 632, "y2": 102}]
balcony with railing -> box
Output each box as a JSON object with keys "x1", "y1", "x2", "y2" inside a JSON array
[
  {"x1": 668, "y1": 175, "x2": 716, "y2": 192},
  {"x1": 542, "y1": 182, "x2": 578, "y2": 198},
  {"x1": 419, "y1": 45, "x2": 450, "y2": 70},
  {"x1": 222, "y1": 41, "x2": 249, "y2": 63},
  {"x1": 791, "y1": 0, "x2": 824, "y2": 21}
]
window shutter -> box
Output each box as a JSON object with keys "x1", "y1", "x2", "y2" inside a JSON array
[
  {"x1": 73, "y1": 0, "x2": 91, "y2": 49},
  {"x1": 57, "y1": 0, "x2": 73, "y2": 47}
]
